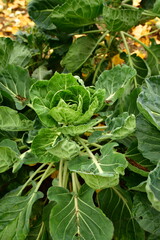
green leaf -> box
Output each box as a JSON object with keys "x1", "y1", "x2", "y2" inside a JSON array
[
  {"x1": 98, "y1": 187, "x2": 145, "y2": 240},
  {"x1": 48, "y1": 185, "x2": 114, "y2": 240},
  {"x1": 28, "y1": 0, "x2": 103, "y2": 32},
  {"x1": 137, "y1": 76, "x2": 160, "y2": 130},
  {"x1": 32, "y1": 65, "x2": 52, "y2": 80},
  {"x1": 31, "y1": 128, "x2": 61, "y2": 162},
  {"x1": 89, "y1": 112, "x2": 136, "y2": 143},
  {"x1": 125, "y1": 141, "x2": 154, "y2": 177},
  {"x1": 146, "y1": 42, "x2": 160, "y2": 75},
  {"x1": 0, "y1": 65, "x2": 31, "y2": 110},
  {"x1": 133, "y1": 193, "x2": 160, "y2": 236},
  {"x1": 0, "y1": 37, "x2": 31, "y2": 70},
  {"x1": 47, "y1": 138, "x2": 80, "y2": 160},
  {"x1": 146, "y1": 162, "x2": 160, "y2": 211},
  {"x1": 0, "y1": 189, "x2": 43, "y2": 240},
  {"x1": 153, "y1": 0, "x2": 160, "y2": 14},
  {"x1": 0, "y1": 147, "x2": 18, "y2": 173},
  {"x1": 131, "y1": 54, "x2": 150, "y2": 84},
  {"x1": 61, "y1": 36, "x2": 97, "y2": 73},
  {"x1": 30, "y1": 73, "x2": 79, "y2": 127},
  {"x1": 95, "y1": 65, "x2": 136, "y2": 105},
  {"x1": 103, "y1": 7, "x2": 142, "y2": 32},
  {"x1": 0, "y1": 139, "x2": 20, "y2": 154},
  {"x1": 0, "y1": 106, "x2": 33, "y2": 131},
  {"x1": 69, "y1": 142, "x2": 128, "y2": 189},
  {"x1": 136, "y1": 115, "x2": 160, "y2": 164},
  {"x1": 123, "y1": 88, "x2": 141, "y2": 116},
  {"x1": 58, "y1": 118, "x2": 102, "y2": 136}
]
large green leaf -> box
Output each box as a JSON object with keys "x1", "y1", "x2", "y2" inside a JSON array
[
  {"x1": 146, "y1": 163, "x2": 160, "y2": 211},
  {"x1": 136, "y1": 115, "x2": 160, "y2": 164},
  {"x1": 61, "y1": 36, "x2": 97, "y2": 73},
  {"x1": 137, "y1": 76, "x2": 160, "y2": 130},
  {"x1": 28, "y1": 0, "x2": 103, "y2": 32},
  {"x1": 0, "y1": 65, "x2": 31, "y2": 110},
  {"x1": 103, "y1": 7, "x2": 142, "y2": 32},
  {"x1": 0, "y1": 189, "x2": 43, "y2": 240},
  {"x1": 47, "y1": 185, "x2": 114, "y2": 240},
  {"x1": 0, "y1": 106, "x2": 33, "y2": 131},
  {"x1": 0, "y1": 37, "x2": 31, "y2": 70},
  {"x1": 95, "y1": 65, "x2": 136, "y2": 105},
  {"x1": 69, "y1": 142, "x2": 127, "y2": 189},
  {"x1": 133, "y1": 193, "x2": 160, "y2": 236},
  {"x1": 98, "y1": 187, "x2": 145, "y2": 240}
]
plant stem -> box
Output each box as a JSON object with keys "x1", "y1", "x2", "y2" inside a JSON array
[
  {"x1": 17, "y1": 163, "x2": 47, "y2": 196},
  {"x1": 81, "y1": 138, "x2": 102, "y2": 149},
  {"x1": 59, "y1": 159, "x2": 64, "y2": 187},
  {"x1": 72, "y1": 173, "x2": 80, "y2": 194},
  {"x1": 62, "y1": 160, "x2": 69, "y2": 188},
  {"x1": 34, "y1": 163, "x2": 54, "y2": 192},
  {"x1": 76, "y1": 137, "x2": 103, "y2": 174},
  {"x1": 93, "y1": 126, "x2": 108, "y2": 130},
  {"x1": 122, "y1": 31, "x2": 159, "y2": 68},
  {"x1": 92, "y1": 54, "x2": 106, "y2": 85},
  {"x1": 120, "y1": 31, "x2": 138, "y2": 88}
]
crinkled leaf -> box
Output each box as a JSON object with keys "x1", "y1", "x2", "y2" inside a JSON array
[
  {"x1": 136, "y1": 115, "x2": 160, "y2": 164},
  {"x1": 137, "y1": 76, "x2": 160, "y2": 130},
  {"x1": 28, "y1": 0, "x2": 103, "y2": 32},
  {"x1": 103, "y1": 7, "x2": 142, "y2": 32},
  {"x1": 49, "y1": 98, "x2": 82, "y2": 124},
  {"x1": 47, "y1": 138, "x2": 80, "y2": 160},
  {"x1": 0, "y1": 37, "x2": 31, "y2": 70},
  {"x1": 133, "y1": 193, "x2": 160, "y2": 236},
  {"x1": 47, "y1": 185, "x2": 114, "y2": 240},
  {"x1": 69, "y1": 142, "x2": 127, "y2": 189},
  {"x1": 0, "y1": 65, "x2": 31, "y2": 110},
  {"x1": 89, "y1": 112, "x2": 136, "y2": 143},
  {"x1": 61, "y1": 36, "x2": 97, "y2": 72},
  {"x1": 0, "y1": 106, "x2": 33, "y2": 131},
  {"x1": 98, "y1": 187, "x2": 145, "y2": 240},
  {"x1": 31, "y1": 128, "x2": 61, "y2": 162},
  {"x1": 30, "y1": 73, "x2": 79, "y2": 127},
  {"x1": 95, "y1": 65, "x2": 136, "y2": 105},
  {"x1": 0, "y1": 189, "x2": 43, "y2": 240},
  {"x1": 146, "y1": 162, "x2": 160, "y2": 211}
]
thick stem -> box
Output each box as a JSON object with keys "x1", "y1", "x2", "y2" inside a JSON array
[
  {"x1": 77, "y1": 137, "x2": 103, "y2": 174},
  {"x1": 120, "y1": 31, "x2": 137, "y2": 88}
]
